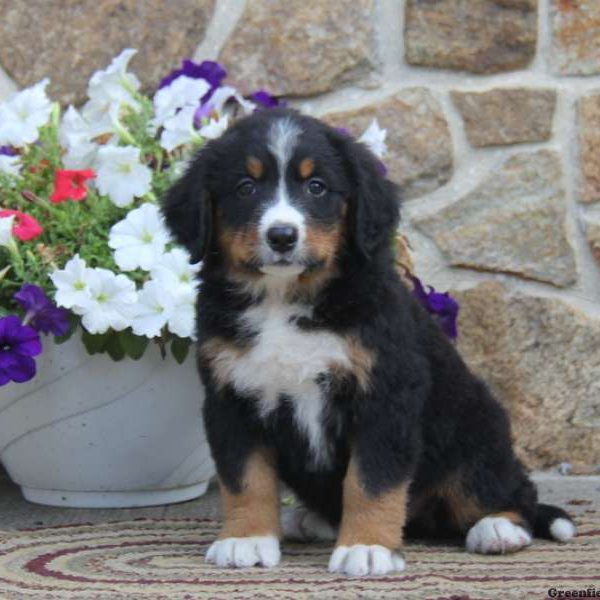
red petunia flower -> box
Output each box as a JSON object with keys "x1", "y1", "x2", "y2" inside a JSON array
[
  {"x1": 50, "y1": 169, "x2": 95, "y2": 204},
  {"x1": 0, "y1": 209, "x2": 43, "y2": 241}
]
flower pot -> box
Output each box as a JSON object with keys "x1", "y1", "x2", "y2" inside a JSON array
[{"x1": 0, "y1": 336, "x2": 214, "y2": 508}]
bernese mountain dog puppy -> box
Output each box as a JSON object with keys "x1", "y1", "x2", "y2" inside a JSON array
[{"x1": 162, "y1": 108, "x2": 576, "y2": 577}]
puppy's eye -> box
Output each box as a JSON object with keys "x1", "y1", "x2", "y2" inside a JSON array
[
  {"x1": 237, "y1": 179, "x2": 256, "y2": 198},
  {"x1": 306, "y1": 178, "x2": 327, "y2": 197}
]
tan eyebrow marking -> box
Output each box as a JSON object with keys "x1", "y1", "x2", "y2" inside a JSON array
[
  {"x1": 299, "y1": 157, "x2": 315, "y2": 179},
  {"x1": 246, "y1": 156, "x2": 264, "y2": 179}
]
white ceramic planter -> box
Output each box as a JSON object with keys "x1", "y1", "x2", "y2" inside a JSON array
[{"x1": 0, "y1": 336, "x2": 214, "y2": 508}]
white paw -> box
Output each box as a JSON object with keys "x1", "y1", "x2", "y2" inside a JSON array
[
  {"x1": 282, "y1": 505, "x2": 337, "y2": 542},
  {"x1": 328, "y1": 544, "x2": 406, "y2": 577},
  {"x1": 205, "y1": 536, "x2": 281, "y2": 568},
  {"x1": 550, "y1": 518, "x2": 576, "y2": 542},
  {"x1": 466, "y1": 517, "x2": 532, "y2": 554}
]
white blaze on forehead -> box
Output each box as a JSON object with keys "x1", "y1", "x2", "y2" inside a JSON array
[
  {"x1": 260, "y1": 118, "x2": 306, "y2": 249},
  {"x1": 267, "y1": 117, "x2": 302, "y2": 174}
]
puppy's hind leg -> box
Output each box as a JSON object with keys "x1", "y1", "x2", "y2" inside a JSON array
[
  {"x1": 428, "y1": 466, "x2": 536, "y2": 555},
  {"x1": 466, "y1": 512, "x2": 532, "y2": 555},
  {"x1": 282, "y1": 503, "x2": 337, "y2": 542}
]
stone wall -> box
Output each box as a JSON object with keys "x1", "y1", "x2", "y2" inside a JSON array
[{"x1": 0, "y1": 0, "x2": 598, "y2": 471}]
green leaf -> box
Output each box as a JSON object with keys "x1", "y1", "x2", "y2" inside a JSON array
[
  {"x1": 105, "y1": 331, "x2": 126, "y2": 361},
  {"x1": 119, "y1": 328, "x2": 149, "y2": 360},
  {"x1": 81, "y1": 329, "x2": 111, "y2": 354},
  {"x1": 171, "y1": 336, "x2": 192, "y2": 365}
]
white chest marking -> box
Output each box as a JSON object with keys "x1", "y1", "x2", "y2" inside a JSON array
[{"x1": 212, "y1": 294, "x2": 352, "y2": 465}]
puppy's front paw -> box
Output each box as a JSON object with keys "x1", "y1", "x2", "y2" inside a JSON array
[
  {"x1": 466, "y1": 517, "x2": 532, "y2": 554},
  {"x1": 328, "y1": 544, "x2": 406, "y2": 577},
  {"x1": 205, "y1": 536, "x2": 281, "y2": 568}
]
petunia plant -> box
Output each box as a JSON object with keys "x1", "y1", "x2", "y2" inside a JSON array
[
  {"x1": 0, "y1": 48, "x2": 456, "y2": 387},
  {"x1": 0, "y1": 49, "x2": 264, "y2": 384}
]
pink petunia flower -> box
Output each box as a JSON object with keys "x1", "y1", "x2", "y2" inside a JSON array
[{"x1": 0, "y1": 209, "x2": 43, "y2": 241}]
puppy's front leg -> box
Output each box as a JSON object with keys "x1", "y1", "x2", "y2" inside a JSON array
[
  {"x1": 329, "y1": 457, "x2": 409, "y2": 576},
  {"x1": 206, "y1": 448, "x2": 281, "y2": 568}
]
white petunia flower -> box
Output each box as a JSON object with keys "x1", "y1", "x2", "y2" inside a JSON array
[
  {"x1": 169, "y1": 160, "x2": 189, "y2": 181},
  {"x1": 50, "y1": 254, "x2": 94, "y2": 313},
  {"x1": 358, "y1": 119, "x2": 387, "y2": 159},
  {"x1": 96, "y1": 145, "x2": 152, "y2": 207},
  {"x1": 130, "y1": 279, "x2": 175, "y2": 338},
  {"x1": 86, "y1": 48, "x2": 140, "y2": 107},
  {"x1": 59, "y1": 106, "x2": 116, "y2": 169},
  {"x1": 108, "y1": 203, "x2": 171, "y2": 271},
  {"x1": 152, "y1": 76, "x2": 210, "y2": 127},
  {"x1": 205, "y1": 86, "x2": 255, "y2": 116},
  {"x1": 0, "y1": 215, "x2": 15, "y2": 248},
  {"x1": 83, "y1": 49, "x2": 141, "y2": 138},
  {"x1": 63, "y1": 138, "x2": 100, "y2": 170},
  {"x1": 88, "y1": 49, "x2": 140, "y2": 92},
  {"x1": 199, "y1": 114, "x2": 229, "y2": 140},
  {"x1": 0, "y1": 154, "x2": 20, "y2": 177},
  {"x1": 159, "y1": 105, "x2": 199, "y2": 152},
  {"x1": 81, "y1": 95, "x2": 125, "y2": 139},
  {"x1": 167, "y1": 284, "x2": 197, "y2": 339},
  {"x1": 150, "y1": 247, "x2": 201, "y2": 289},
  {"x1": 80, "y1": 268, "x2": 138, "y2": 334},
  {"x1": 0, "y1": 79, "x2": 54, "y2": 147},
  {"x1": 58, "y1": 106, "x2": 100, "y2": 169},
  {"x1": 59, "y1": 106, "x2": 91, "y2": 148}
]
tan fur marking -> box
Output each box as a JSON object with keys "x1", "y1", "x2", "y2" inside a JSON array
[
  {"x1": 299, "y1": 157, "x2": 315, "y2": 179},
  {"x1": 409, "y1": 471, "x2": 490, "y2": 533},
  {"x1": 282, "y1": 223, "x2": 344, "y2": 301},
  {"x1": 292, "y1": 265, "x2": 339, "y2": 302},
  {"x1": 408, "y1": 470, "x2": 512, "y2": 535},
  {"x1": 200, "y1": 336, "x2": 249, "y2": 389},
  {"x1": 246, "y1": 156, "x2": 264, "y2": 179},
  {"x1": 336, "y1": 458, "x2": 409, "y2": 549},
  {"x1": 435, "y1": 473, "x2": 485, "y2": 531},
  {"x1": 346, "y1": 337, "x2": 374, "y2": 391},
  {"x1": 219, "y1": 226, "x2": 260, "y2": 269},
  {"x1": 219, "y1": 449, "x2": 281, "y2": 539},
  {"x1": 305, "y1": 223, "x2": 342, "y2": 265},
  {"x1": 492, "y1": 511, "x2": 528, "y2": 528},
  {"x1": 329, "y1": 336, "x2": 374, "y2": 391}
]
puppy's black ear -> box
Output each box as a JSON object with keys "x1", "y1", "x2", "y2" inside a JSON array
[
  {"x1": 162, "y1": 150, "x2": 213, "y2": 263},
  {"x1": 327, "y1": 129, "x2": 400, "y2": 260}
]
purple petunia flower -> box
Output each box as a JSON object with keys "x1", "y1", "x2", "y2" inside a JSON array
[
  {"x1": 335, "y1": 127, "x2": 351, "y2": 137},
  {"x1": 411, "y1": 276, "x2": 459, "y2": 340},
  {"x1": 250, "y1": 90, "x2": 287, "y2": 109},
  {"x1": 376, "y1": 160, "x2": 388, "y2": 176},
  {"x1": 0, "y1": 315, "x2": 42, "y2": 385},
  {"x1": 193, "y1": 101, "x2": 213, "y2": 127},
  {"x1": 14, "y1": 284, "x2": 71, "y2": 337},
  {"x1": 159, "y1": 59, "x2": 227, "y2": 103},
  {"x1": 0, "y1": 145, "x2": 17, "y2": 157}
]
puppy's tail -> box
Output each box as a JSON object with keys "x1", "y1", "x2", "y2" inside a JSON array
[{"x1": 533, "y1": 503, "x2": 577, "y2": 541}]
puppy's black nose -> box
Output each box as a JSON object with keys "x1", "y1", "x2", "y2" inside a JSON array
[{"x1": 267, "y1": 225, "x2": 298, "y2": 253}]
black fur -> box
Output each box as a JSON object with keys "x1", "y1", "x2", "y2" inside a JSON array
[
  {"x1": 162, "y1": 108, "x2": 573, "y2": 547},
  {"x1": 163, "y1": 149, "x2": 213, "y2": 263}
]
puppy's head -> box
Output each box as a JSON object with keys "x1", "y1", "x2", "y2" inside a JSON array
[{"x1": 163, "y1": 109, "x2": 399, "y2": 285}]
